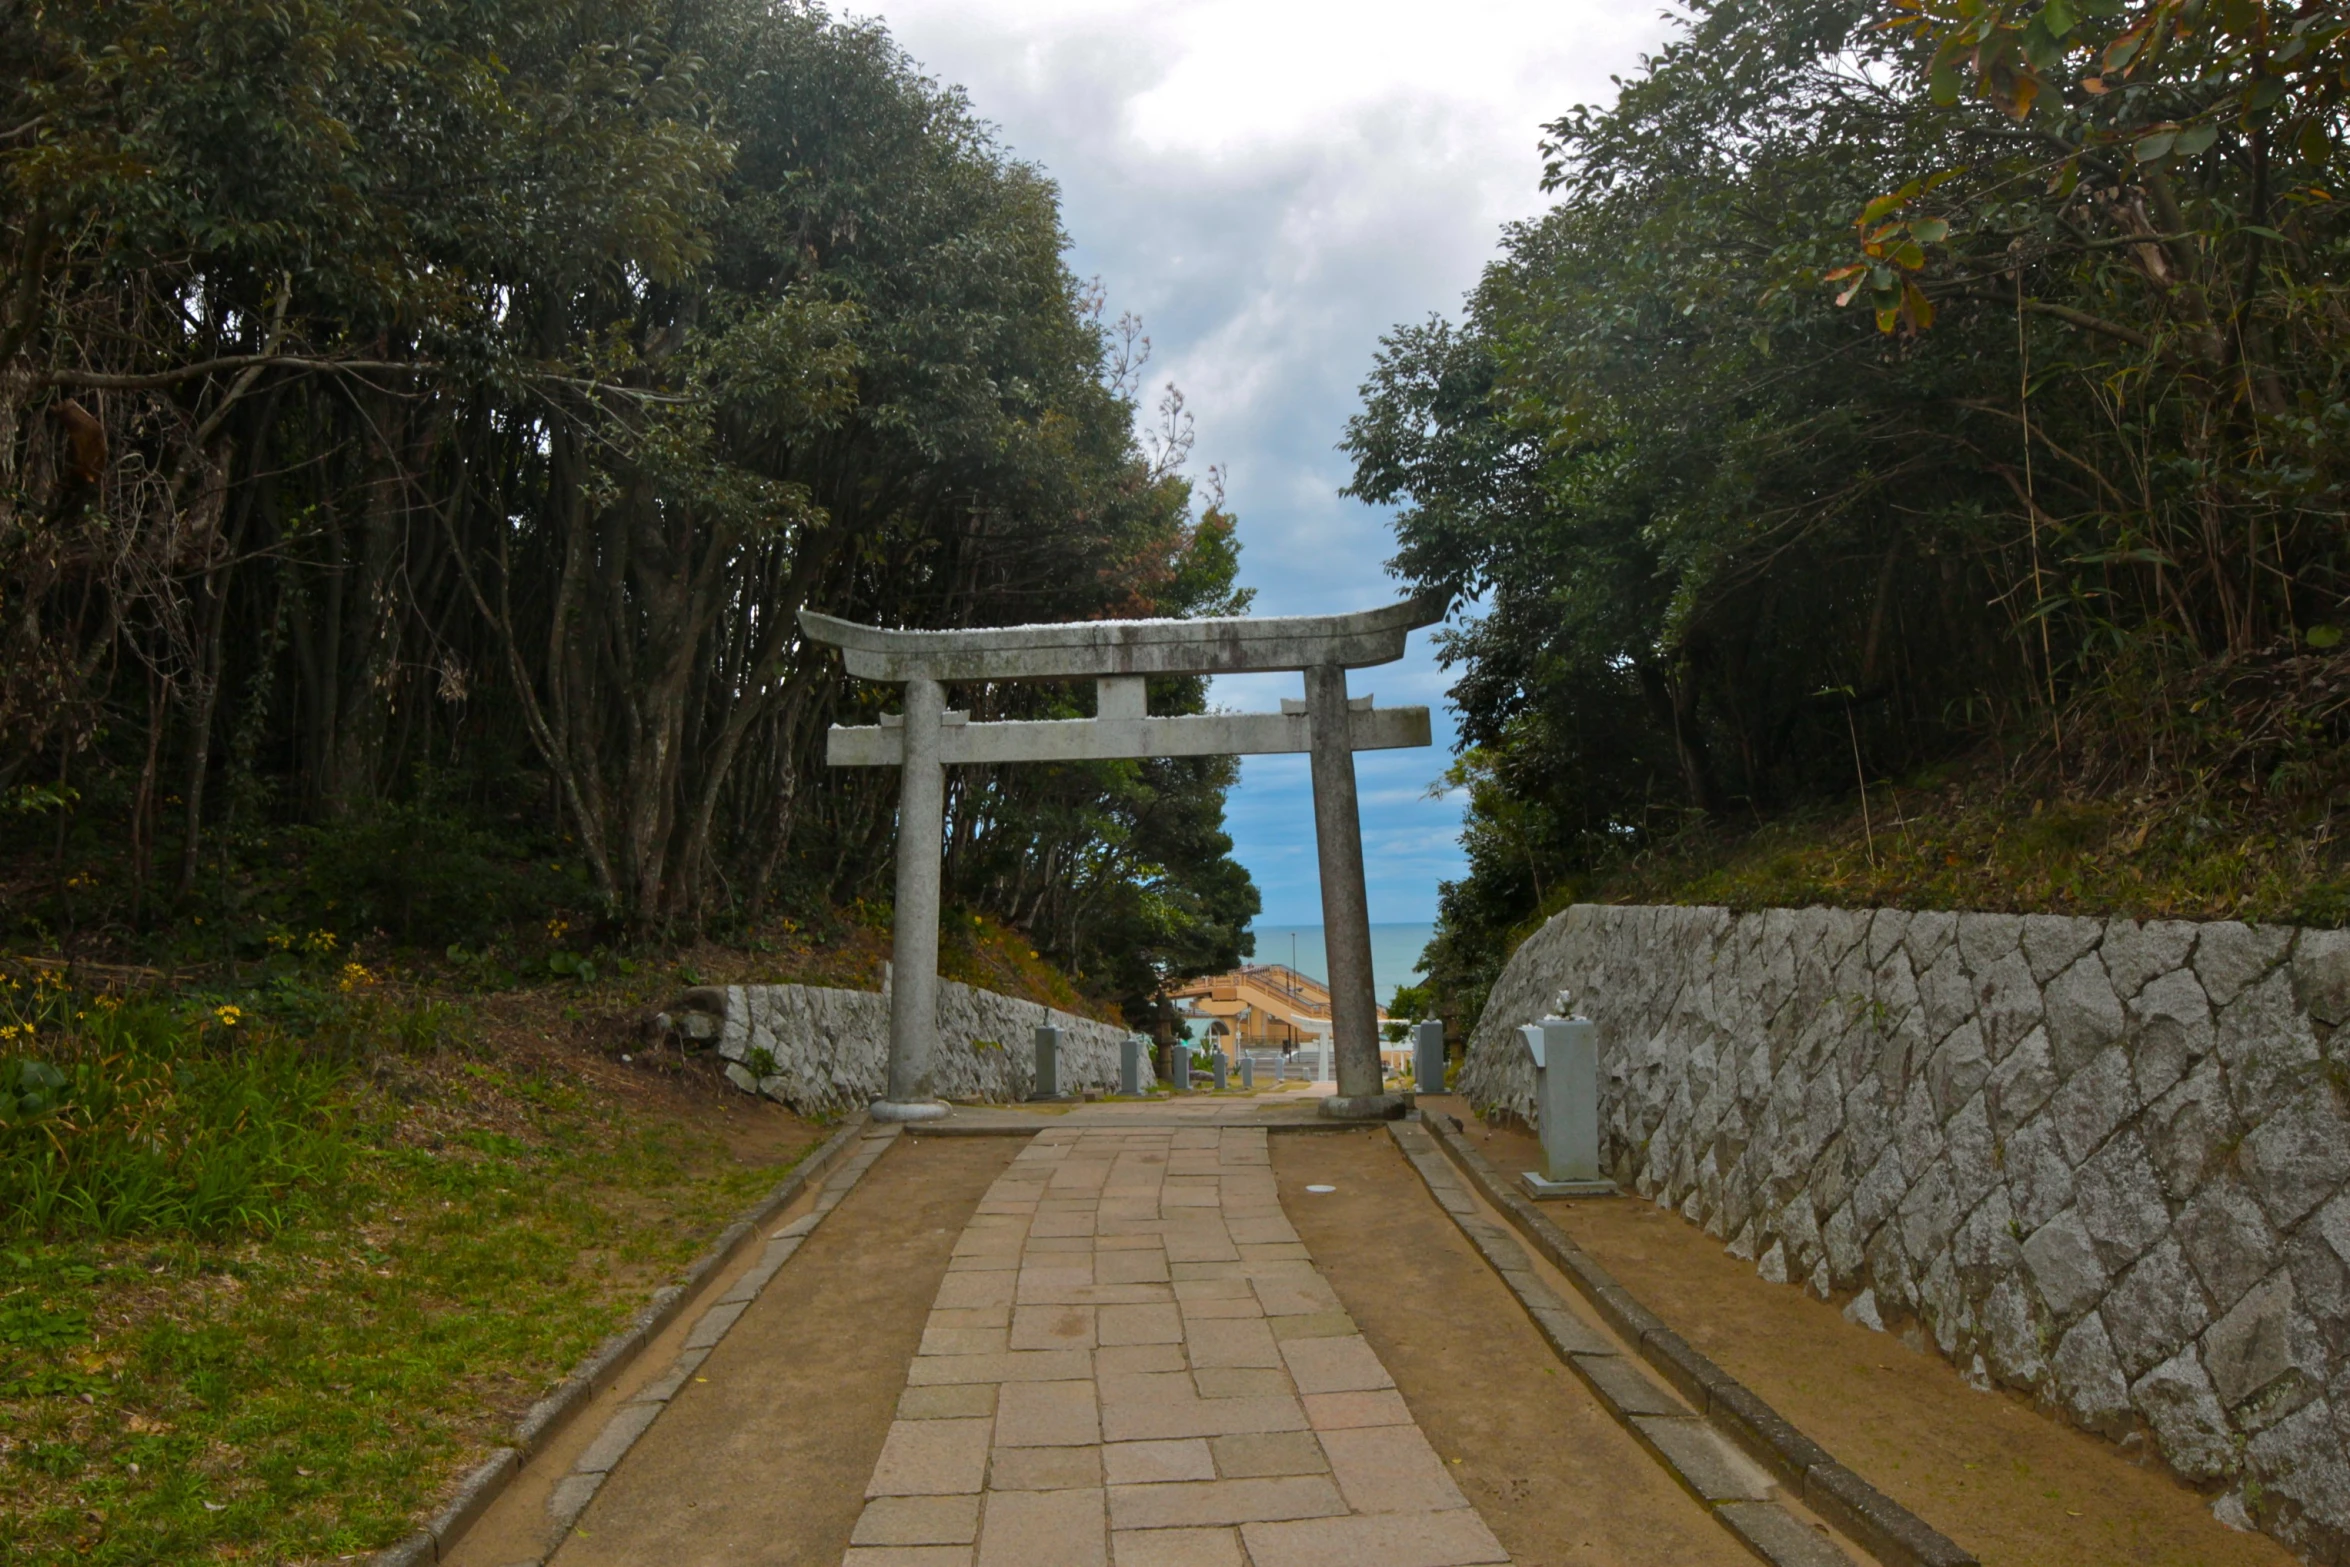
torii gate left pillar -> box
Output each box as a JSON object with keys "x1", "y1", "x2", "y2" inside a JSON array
[{"x1": 802, "y1": 598, "x2": 1444, "y2": 1123}]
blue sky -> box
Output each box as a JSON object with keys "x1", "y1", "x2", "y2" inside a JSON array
[{"x1": 863, "y1": 0, "x2": 1673, "y2": 923}]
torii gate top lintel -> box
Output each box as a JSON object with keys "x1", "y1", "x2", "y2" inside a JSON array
[{"x1": 797, "y1": 595, "x2": 1444, "y2": 683}]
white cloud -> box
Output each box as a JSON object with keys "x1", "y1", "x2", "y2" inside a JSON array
[{"x1": 860, "y1": 0, "x2": 1669, "y2": 922}]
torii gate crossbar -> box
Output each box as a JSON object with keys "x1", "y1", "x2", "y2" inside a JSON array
[{"x1": 801, "y1": 598, "x2": 1443, "y2": 1122}]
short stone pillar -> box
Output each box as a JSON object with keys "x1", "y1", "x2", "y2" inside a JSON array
[
  {"x1": 1240, "y1": 1055, "x2": 1254, "y2": 1090},
  {"x1": 1172, "y1": 1050, "x2": 1191, "y2": 1092},
  {"x1": 1120, "y1": 1036, "x2": 1144, "y2": 1097},
  {"x1": 1412, "y1": 1019, "x2": 1446, "y2": 1096},
  {"x1": 1212, "y1": 1051, "x2": 1228, "y2": 1091},
  {"x1": 1030, "y1": 1025, "x2": 1062, "y2": 1101},
  {"x1": 1518, "y1": 1014, "x2": 1615, "y2": 1197}
]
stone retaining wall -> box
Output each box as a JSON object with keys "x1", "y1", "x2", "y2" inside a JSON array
[
  {"x1": 1462, "y1": 902, "x2": 2350, "y2": 1561},
  {"x1": 675, "y1": 979, "x2": 1148, "y2": 1117}
]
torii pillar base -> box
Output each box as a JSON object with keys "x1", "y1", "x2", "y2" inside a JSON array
[
  {"x1": 1321, "y1": 1093, "x2": 1410, "y2": 1122},
  {"x1": 870, "y1": 1100, "x2": 951, "y2": 1123}
]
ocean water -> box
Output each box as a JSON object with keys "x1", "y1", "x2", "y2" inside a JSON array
[{"x1": 1246, "y1": 923, "x2": 1435, "y2": 1011}]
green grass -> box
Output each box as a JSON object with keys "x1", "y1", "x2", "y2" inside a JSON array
[
  {"x1": 0, "y1": 979, "x2": 811, "y2": 1565},
  {"x1": 1587, "y1": 774, "x2": 2350, "y2": 927}
]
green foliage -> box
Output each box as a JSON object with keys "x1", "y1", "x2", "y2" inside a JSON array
[
  {"x1": 0, "y1": 997, "x2": 354, "y2": 1239},
  {"x1": 0, "y1": 1045, "x2": 802, "y2": 1562},
  {"x1": 1, "y1": 0, "x2": 1255, "y2": 1013},
  {"x1": 1350, "y1": 0, "x2": 2350, "y2": 1028}
]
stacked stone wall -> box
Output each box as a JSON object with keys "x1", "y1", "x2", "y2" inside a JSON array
[
  {"x1": 1463, "y1": 902, "x2": 2350, "y2": 1560},
  {"x1": 687, "y1": 978, "x2": 1147, "y2": 1117}
]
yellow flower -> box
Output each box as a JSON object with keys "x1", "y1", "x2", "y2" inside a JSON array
[
  {"x1": 546, "y1": 917, "x2": 570, "y2": 942},
  {"x1": 214, "y1": 1005, "x2": 242, "y2": 1027},
  {"x1": 338, "y1": 962, "x2": 374, "y2": 993},
  {"x1": 303, "y1": 930, "x2": 337, "y2": 954}
]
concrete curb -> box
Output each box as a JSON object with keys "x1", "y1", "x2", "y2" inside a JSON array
[
  {"x1": 1410, "y1": 1114, "x2": 1977, "y2": 1567},
  {"x1": 367, "y1": 1112, "x2": 877, "y2": 1566}
]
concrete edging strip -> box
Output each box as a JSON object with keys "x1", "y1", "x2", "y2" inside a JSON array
[
  {"x1": 369, "y1": 1110, "x2": 881, "y2": 1566},
  {"x1": 1407, "y1": 1113, "x2": 1977, "y2": 1567}
]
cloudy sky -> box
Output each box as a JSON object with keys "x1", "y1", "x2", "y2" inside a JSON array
[{"x1": 864, "y1": 0, "x2": 1674, "y2": 926}]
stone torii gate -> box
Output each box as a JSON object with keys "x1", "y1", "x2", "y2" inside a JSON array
[{"x1": 802, "y1": 598, "x2": 1442, "y2": 1123}]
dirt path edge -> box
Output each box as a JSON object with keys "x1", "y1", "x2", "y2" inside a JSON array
[
  {"x1": 1418, "y1": 1111, "x2": 1976, "y2": 1567},
  {"x1": 369, "y1": 1111, "x2": 874, "y2": 1567}
]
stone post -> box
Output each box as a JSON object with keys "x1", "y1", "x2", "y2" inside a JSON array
[
  {"x1": 1031, "y1": 1024, "x2": 1062, "y2": 1101},
  {"x1": 1172, "y1": 1049, "x2": 1191, "y2": 1092},
  {"x1": 877, "y1": 676, "x2": 949, "y2": 1121},
  {"x1": 1413, "y1": 1019, "x2": 1445, "y2": 1097},
  {"x1": 1240, "y1": 1054, "x2": 1254, "y2": 1090},
  {"x1": 1212, "y1": 1050, "x2": 1228, "y2": 1091},
  {"x1": 1306, "y1": 662, "x2": 1397, "y2": 1119},
  {"x1": 1518, "y1": 1016, "x2": 1614, "y2": 1197},
  {"x1": 1120, "y1": 1035, "x2": 1143, "y2": 1097}
]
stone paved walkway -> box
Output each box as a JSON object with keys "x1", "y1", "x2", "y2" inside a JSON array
[{"x1": 846, "y1": 1126, "x2": 1511, "y2": 1567}]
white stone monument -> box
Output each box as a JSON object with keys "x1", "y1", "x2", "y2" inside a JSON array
[{"x1": 802, "y1": 599, "x2": 1441, "y2": 1123}]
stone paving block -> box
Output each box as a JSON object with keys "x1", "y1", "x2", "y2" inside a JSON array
[
  {"x1": 1716, "y1": 1502, "x2": 1856, "y2": 1567},
  {"x1": 1026, "y1": 1282, "x2": 1180, "y2": 1307},
  {"x1": 1172, "y1": 1261, "x2": 1252, "y2": 1281},
  {"x1": 903, "y1": 1384, "x2": 1001, "y2": 1420},
  {"x1": 633, "y1": 1345, "x2": 710, "y2": 1403},
  {"x1": 847, "y1": 1546, "x2": 975, "y2": 1567},
  {"x1": 1034, "y1": 1213, "x2": 1102, "y2": 1239},
  {"x1": 925, "y1": 1327, "x2": 1013, "y2": 1357},
  {"x1": 1192, "y1": 1368, "x2": 1291, "y2": 1399},
  {"x1": 1164, "y1": 1233, "x2": 1244, "y2": 1264},
  {"x1": 573, "y1": 1401, "x2": 662, "y2": 1474},
  {"x1": 1279, "y1": 1336, "x2": 1394, "y2": 1395},
  {"x1": 1013, "y1": 1304, "x2": 1099, "y2": 1350},
  {"x1": 979, "y1": 1485, "x2": 1108, "y2": 1567},
  {"x1": 1173, "y1": 1276, "x2": 1255, "y2": 1302},
  {"x1": 1099, "y1": 1343, "x2": 1189, "y2": 1374},
  {"x1": 992, "y1": 1446, "x2": 1106, "y2": 1491},
  {"x1": 1238, "y1": 1243, "x2": 1312, "y2": 1263},
  {"x1": 1210, "y1": 1431, "x2": 1329, "y2": 1478},
  {"x1": 1106, "y1": 1438, "x2": 1217, "y2": 1484},
  {"x1": 1572, "y1": 1353, "x2": 1684, "y2": 1418},
  {"x1": 910, "y1": 1350, "x2": 1094, "y2": 1387},
  {"x1": 1526, "y1": 1305, "x2": 1613, "y2": 1358},
  {"x1": 1227, "y1": 1218, "x2": 1300, "y2": 1246},
  {"x1": 870, "y1": 1418, "x2": 996, "y2": 1496},
  {"x1": 1096, "y1": 1233, "x2": 1165, "y2": 1251},
  {"x1": 547, "y1": 1470, "x2": 603, "y2": 1530},
  {"x1": 953, "y1": 1255, "x2": 1025, "y2": 1274},
  {"x1": 1110, "y1": 1526, "x2": 1245, "y2": 1567},
  {"x1": 1099, "y1": 1303, "x2": 1184, "y2": 1345},
  {"x1": 684, "y1": 1299, "x2": 750, "y2": 1350},
  {"x1": 1098, "y1": 1249, "x2": 1174, "y2": 1285},
  {"x1": 1301, "y1": 1390, "x2": 1414, "y2": 1430},
  {"x1": 936, "y1": 1272, "x2": 1020, "y2": 1310},
  {"x1": 855, "y1": 1494, "x2": 985, "y2": 1545},
  {"x1": 1185, "y1": 1317, "x2": 1282, "y2": 1368},
  {"x1": 1631, "y1": 1416, "x2": 1775, "y2": 1503},
  {"x1": 1239, "y1": 1510, "x2": 1509, "y2": 1567},
  {"x1": 1316, "y1": 1425, "x2": 1467, "y2": 1514},
  {"x1": 1177, "y1": 1295, "x2": 1265, "y2": 1321},
  {"x1": 996, "y1": 1380, "x2": 1102, "y2": 1447},
  {"x1": 1023, "y1": 1264, "x2": 1098, "y2": 1292},
  {"x1": 1107, "y1": 1476, "x2": 1346, "y2": 1529},
  {"x1": 1268, "y1": 1311, "x2": 1356, "y2": 1341},
  {"x1": 1026, "y1": 1236, "x2": 1097, "y2": 1255},
  {"x1": 1252, "y1": 1277, "x2": 1343, "y2": 1317},
  {"x1": 1102, "y1": 1395, "x2": 1310, "y2": 1442},
  {"x1": 1101, "y1": 1370, "x2": 1198, "y2": 1406}
]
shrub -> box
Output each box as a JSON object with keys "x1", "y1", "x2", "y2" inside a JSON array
[{"x1": 0, "y1": 992, "x2": 355, "y2": 1239}]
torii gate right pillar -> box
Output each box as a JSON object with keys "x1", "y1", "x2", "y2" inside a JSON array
[{"x1": 1305, "y1": 662, "x2": 1384, "y2": 1111}]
